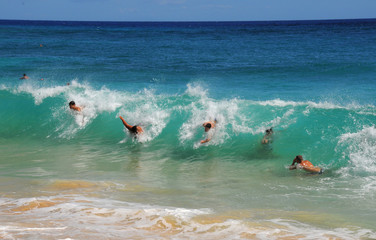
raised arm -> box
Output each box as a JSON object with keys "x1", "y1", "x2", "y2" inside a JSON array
[{"x1": 119, "y1": 116, "x2": 133, "y2": 131}]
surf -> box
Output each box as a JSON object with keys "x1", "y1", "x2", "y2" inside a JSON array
[{"x1": 1, "y1": 80, "x2": 376, "y2": 170}]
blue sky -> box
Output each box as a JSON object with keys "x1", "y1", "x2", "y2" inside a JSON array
[{"x1": 0, "y1": 0, "x2": 375, "y2": 22}]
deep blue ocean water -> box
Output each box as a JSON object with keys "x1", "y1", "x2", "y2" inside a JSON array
[{"x1": 1, "y1": 19, "x2": 376, "y2": 239}]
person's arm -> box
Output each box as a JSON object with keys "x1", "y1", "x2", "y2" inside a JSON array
[
  {"x1": 137, "y1": 126, "x2": 144, "y2": 134},
  {"x1": 289, "y1": 159, "x2": 297, "y2": 170},
  {"x1": 69, "y1": 105, "x2": 81, "y2": 111},
  {"x1": 201, "y1": 130, "x2": 215, "y2": 144},
  {"x1": 262, "y1": 135, "x2": 268, "y2": 144},
  {"x1": 201, "y1": 127, "x2": 214, "y2": 144},
  {"x1": 119, "y1": 116, "x2": 133, "y2": 131}
]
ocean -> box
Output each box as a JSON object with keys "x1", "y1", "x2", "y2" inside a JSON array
[{"x1": 1, "y1": 19, "x2": 376, "y2": 239}]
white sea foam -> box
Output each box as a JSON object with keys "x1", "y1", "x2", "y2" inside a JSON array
[
  {"x1": 256, "y1": 98, "x2": 364, "y2": 111},
  {"x1": 265, "y1": 218, "x2": 376, "y2": 240},
  {"x1": 253, "y1": 108, "x2": 296, "y2": 135},
  {"x1": 185, "y1": 82, "x2": 208, "y2": 98},
  {"x1": 47, "y1": 81, "x2": 133, "y2": 138},
  {"x1": 179, "y1": 84, "x2": 300, "y2": 146},
  {"x1": 1, "y1": 195, "x2": 374, "y2": 240},
  {"x1": 337, "y1": 126, "x2": 376, "y2": 174},
  {"x1": 118, "y1": 88, "x2": 170, "y2": 143},
  {"x1": 179, "y1": 84, "x2": 238, "y2": 146},
  {"x1": 5, "y1": 80, "x2": 170, "y2": 140},
  {"x1": 14, "y1": 80, "x2": 69, "y2": 104}
]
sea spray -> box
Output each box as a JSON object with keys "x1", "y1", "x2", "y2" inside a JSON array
[
  {"x1": 118, "y1": 88, "x2": 170, "y2": 143},
  {"x1": 337, "y1": 126, "x2": 376, "y2": 174}
]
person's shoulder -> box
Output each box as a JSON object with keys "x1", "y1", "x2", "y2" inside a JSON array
[{"x1": 302, "y1": 160, "x2": 314, "y2": 167}]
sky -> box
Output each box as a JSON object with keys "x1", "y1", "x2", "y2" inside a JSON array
[{"x1": 0, "y1": 0, "x2": 375, "y2": 22}]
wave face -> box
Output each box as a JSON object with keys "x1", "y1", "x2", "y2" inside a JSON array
[
  {"x1": 2, "y1": 81, "x2": 376, "y2": 169},
  {"x1": 1, "y1": 20, "x2": 376, "y2": 239}
]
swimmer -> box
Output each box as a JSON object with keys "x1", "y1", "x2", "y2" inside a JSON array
[
  {"x1": 200, "y1": 120, "x2": 217, "y2": 144},
  {"x1": 262, "y1": 127, "x2": 273, "y2": 144},
  {"x1": 68, "y1": 101, "x2": 81, "y2": 111},
  {"x1": 20, "y1": 74, "x2": 29, "y2": 79},
  {"x1": 289, "y1": 155, "x2": 322, "y2": 174},
  {"x1": 119, "y1": 116, "x2": 143, "y2": 135}
]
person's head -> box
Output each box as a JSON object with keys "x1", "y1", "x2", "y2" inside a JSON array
[
  {"x1": 131, "y1": 125, "x2": 139, "y2": 134},
  {"x1": 23, "y1": 73, "x2": 27, "y2": 76},
  {"x1": 69, "y1": 101, "x2": 76, "y2": 108},
  {"x1": 204, "y1": 123, "x2": 212, "y2": 132},
  {"x1": 266, "y1": 127, "x2": 273, "y2": 134},
  {"x1": 294, "y1": 155, "x2": 303, "y2": 163}
]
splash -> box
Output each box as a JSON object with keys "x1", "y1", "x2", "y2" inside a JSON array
[
  {"x1": 179, "y1": 83, "x2": 239, "y2": 146},
  {"x1": 337, "y1": 126, "x2": 376, "y2": 174},
  {"x1": 118, "y1": 88, "x2": 170, "y2": 143},
  {"x1": 178, "y1": 84, "x2": 300, "y2": 147}
]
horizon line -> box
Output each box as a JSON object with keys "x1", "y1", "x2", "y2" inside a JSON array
[{"x1": 1, "y1": 17, "x2": 376, "y2": 24}]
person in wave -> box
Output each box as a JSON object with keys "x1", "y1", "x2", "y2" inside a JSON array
[
  {"x1": 69, "y1": 101, "x2": 81, "y2": 111},
  {"x1": 262, "y1": 127, "x2": 273, "y2": 144},
  {"x1": 289, "y1": 155, "x2": 323, "y2": 174},
  {"x1": 119, "y1": 116, "x2": 143, "y2": 135},
  {"x1": 200, "y1": 119, "x2": 217, "y2": 144},
  {"x1": 20, "y1": 73, "x2": 29, "y2": 79}
]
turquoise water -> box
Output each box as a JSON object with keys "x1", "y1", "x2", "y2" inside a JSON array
[{"x1": 1, "y1": 19, "x2": 376, "y2": 239}]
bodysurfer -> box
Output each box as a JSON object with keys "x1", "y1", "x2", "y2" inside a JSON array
[
  {"x1": 20, "y1": 73, "x2": 29, "y2": 79},
  {"x1": 68, "y1": 101, "x2": 81, "y2": 112},
  {"x1": 289, "y1": 155, "x2": 322, "y2": 174},
  {"x1": 200, "y1": 120, "x2": 217, "y2": 144},
  {"x1": 119, "y1": 116, "x2": 143, "y2": 135},
  {"x1": 262, "y1": 127, "x2": 273, "y2": 144}
]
